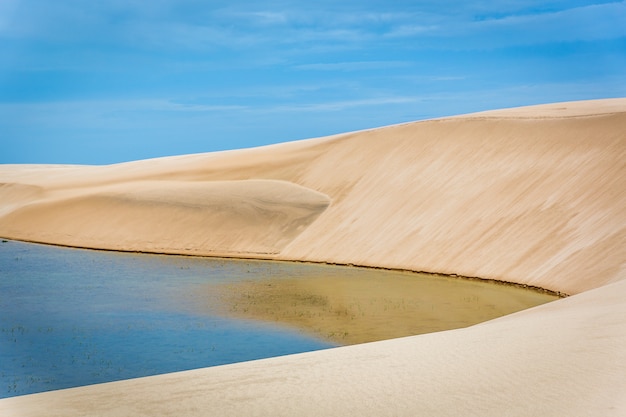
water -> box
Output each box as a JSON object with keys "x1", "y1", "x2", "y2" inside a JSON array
[
  {"x1": 0, "y1": 240, "x2": 337, "y2": 398},
  {"x1": 213, "y1": 269, "x2": 559, "y2": 345},
  {"x1": 0, "y1": 239, "x2": 558, "y2": 399}
]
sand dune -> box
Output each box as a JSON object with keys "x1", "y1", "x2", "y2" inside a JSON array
[
  {"x1": 0, "y1": 98, "x2": 625, "y2": 416},
  {"x1": 0, "y1": 179, "x2": 330, "y2": 255}
]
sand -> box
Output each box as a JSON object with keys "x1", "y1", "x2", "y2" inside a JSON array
[{"x1": 0, "y1": 98, "x2": 625, "y2": 416}]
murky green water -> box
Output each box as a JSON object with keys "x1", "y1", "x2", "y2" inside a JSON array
[{"x1": 211, "y1": 268, "x2": 559, "y2": 345}]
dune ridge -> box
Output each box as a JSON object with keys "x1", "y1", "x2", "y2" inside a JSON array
[{"x1": 0, "y1": 98, "x2": 625, "y2": 416}]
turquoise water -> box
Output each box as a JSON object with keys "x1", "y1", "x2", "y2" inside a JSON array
[{"x1": 0, "y1": 240, "x2": 337, "y2": 398}]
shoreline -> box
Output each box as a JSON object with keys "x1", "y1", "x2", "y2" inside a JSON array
[{"x1": 1, "y1": 237, "x2": 568, "y2": 298}]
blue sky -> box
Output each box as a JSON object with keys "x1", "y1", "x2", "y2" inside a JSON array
[{"x1": 1, "y1": 0, "x2": 625, "y2": 165}]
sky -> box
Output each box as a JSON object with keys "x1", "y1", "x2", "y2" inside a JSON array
[{"x1": 1, "y1": 0, "x2": 625, "y2": 165}]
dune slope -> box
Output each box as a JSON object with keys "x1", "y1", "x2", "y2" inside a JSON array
[
  {"x1": 0, "y1": 179, "x2": 330, "y2": 255},
  {"x1": 1, "y1": 99, "x2": 624, "y2": 294},
  {"x1": 0, "y1": 98, "x2": 625, "y2": 416}
]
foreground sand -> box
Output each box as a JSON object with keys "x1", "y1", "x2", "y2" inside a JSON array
[{"x1": 1, "y1": 98, "x2": 625, "y2": 416}]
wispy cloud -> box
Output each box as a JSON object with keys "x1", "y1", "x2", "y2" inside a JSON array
[
  {"x1": 263, "y1": 96, "x2": 420, "y2": 113},
  {"x1": 0, "y1": 98, "x2": 249, "y2": 126},
  {"x1": 4, "y1": 1, "x2": 624, "y2": 49},
  {"x1": 385, "y1": 1, "x2": 626, "y2": 47},
  {"x1": 0, "y1": 0, "x2": 20, "y2": 33},
  {"x1": 2, "y1": 0, "x2": 624, "y2": 164},
  {"x1": 384, "y1": 24, "x2": 439, "y2": 38},
  {"x1": 293, "y1": 61, "x2": 412, "y2": 71},
  {"x1": 221, "y1": 10, "x2": 290, "y2": 26},
  {"x1": 467, "y1": 2, "x2": 626, "y2": 44},
  {"x1": 137, "y1": 100, "x2": 249, "y2": 113}
]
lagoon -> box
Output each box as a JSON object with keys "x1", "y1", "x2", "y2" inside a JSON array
[
  {"x1": 0, "y1": 240, "x2": 337, "y2": 398},
  {"x1": 0, "y1": 240, "x2": 558, "y2": 398}
]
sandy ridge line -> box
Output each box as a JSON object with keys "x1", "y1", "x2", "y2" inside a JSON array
[{"x1": 448, "y1": 111, "x2": 626, "y2": 120}]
